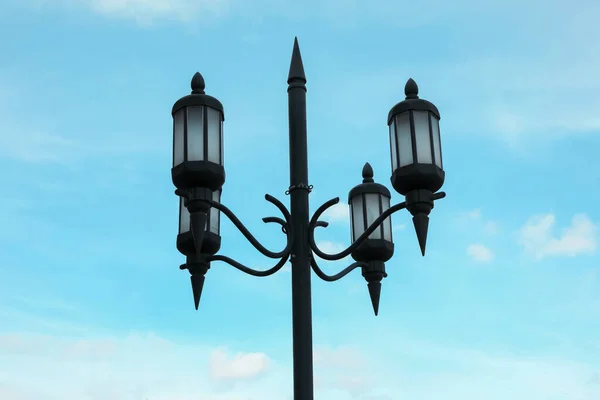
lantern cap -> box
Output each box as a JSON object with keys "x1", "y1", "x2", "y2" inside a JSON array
[
  {"x1": 405, "y1": 78, "x2": 419, "y2": 99},
  {"x1": 172, "y1": 72, "x2": 224, "y2": 117},
  {"x1": 362, "y1": 162, "x2": 374, "y2": 183},
  {"x1": 191, "y1": 72, "x2": 205, "y2": 94},
  {"x1": 387, "y1": 78, "x2": 440, "y2": 124},
  {"x1": 348, "y1": 163, "x2": 391, "y2": 202}
]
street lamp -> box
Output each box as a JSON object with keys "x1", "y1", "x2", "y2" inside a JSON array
[{"x1": 171, "y1": 38, "x2": 447, "y2": 400}]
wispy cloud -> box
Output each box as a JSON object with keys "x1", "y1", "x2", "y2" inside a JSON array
[
  {"x1": 314, "y1": 345, "x2": 363, "y2": 369},
  {"x1": 32, "y1": 0, "x2": 232, "y2": 25},
  {"x1": 467, "y1": 243, "x2": 494, "y2": 263},
  {"x1": 209, "y1": 346, "x2": 270, "y2": 381},
  {"x1": 518, "y1": 213, "x2": 597, "y2": 260},
  {"x1": 0, "y1": 109, "x2": 163, "y2": 168},
  {"x1": 458, "y1": 208, "x2": 500, "y2": 237},
  {"x1": 392, "y1": 223, "x2": 406, "y2": 232},
  {"x1": 315, "y1": 240, "x2": 345, "y2": 255},
  {"x1": 0, "y1": 331, "x2": 288, "y2": 400},
  {"x1": 321, "y1": 202, "x2": 350, "y2": 225},
  {"x1": 1, "y1": 313, "x2": 599, "y2": 399}
]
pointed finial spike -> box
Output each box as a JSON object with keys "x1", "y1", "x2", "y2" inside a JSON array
[
  {"x1": 405, "y1": 78, "x2": 419, "y2": 99},
  {"x1": 288, "y1": 37, "x2": 306, "y2": 84},
  {"x1": 362, "y1": 162, "x2": 374, "y2": 182},
  {"x1": 367, "y1": 282, "x2": 381, "y2": 316},
  {"x1": 412, "y1": 214, "x2": 429, "y2": 256},
  {"x1": 190, "y1": 274, "x2": 205, "y2": 310},
  {"x1": 191, "y1": 72, "x2": 205, "y2": 94}
]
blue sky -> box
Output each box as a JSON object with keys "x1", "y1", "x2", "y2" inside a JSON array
[{"x1": 1, "y1": 0, "x2": 599, "y2": 398}]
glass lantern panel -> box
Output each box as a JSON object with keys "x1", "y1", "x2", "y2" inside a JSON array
[
  {"x1": 389, "y1": 122, "x2": 398, "y2": 171},
  {"x1": 351, "y1": 195, "x2": 365, "y2": 243},
  {"x1": 209, "y1": 190, "x2": 220, "y2": 235},
  {"x1": 220, "y1": 119, "x2": 224, "y2": 166},
  {"x1": 430, "y1": 114, "x2": 443, "y2": 169},
  {"x1": 364, "y1": 193, "x2": 382, "y2": 239},
  {"x1": 173, "y1": 109, "x2": 185, "y2": 167},
  {"x1": 186, "y1": 106, "x2": 205, "y2": 161},
  {"x1": 413, "y1": 111, "x2": 433, "y2": 164},
  {"x1": 206, "y1": 107, "x2": 221, "y2": 165},
  {"x1": 395, "y1": 112, "x2": 414, "y2": 167},
  {"x1": 179, "y1": 197, "x2": 190, "y2": 234},
  {"x1": 349, "y1": 201, "x2": 355, "y2": 242},
  {"x1": 381, "y1": 195, "x2": 392, "y2": 242}
]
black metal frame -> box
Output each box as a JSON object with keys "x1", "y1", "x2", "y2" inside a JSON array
[
  {"x1": 182, "y1": 190, "x2": 444, "y2": 278},
  {"x1": 173, "y1": 38, "x2": 446, "y2": 400}
]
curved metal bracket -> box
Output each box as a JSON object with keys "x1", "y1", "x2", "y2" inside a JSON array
[
  {"x1": 210, "y1": 194, "x2": 292, "y2": 259},
  {"x1": 310, "y1": 257, "x2": 368, "y2": 282},
  {"x1": 262, "y1": 216, "x2": 288, "y2": 233},
  {"x1": 206, "y1": 253, "x2": 290, "y2": 277},
  {"x1": 309, "y1": 192, "x2": 446, "y2": 261},
  {"x1": 261, "y1": 217, "x2": 327, "y2": 234}
]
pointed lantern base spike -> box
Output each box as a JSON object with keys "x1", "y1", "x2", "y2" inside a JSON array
[
  {"x1": 190, "y1": 211, "x2": 207, "y2": 255},
  {"x1": 412, "y1": 214, "x2": 429, "y2": 256},
  {"x1": 190, "y1": 274, "x2": 205, "y2": 310},
  {"x1": 367, "y1": 282, "x2": 381, "y2": 316}
]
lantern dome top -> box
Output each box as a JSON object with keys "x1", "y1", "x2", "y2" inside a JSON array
[
  {"x1": 387, "y1": 78, "x2": 440, "y2": 124},
  {"x1": 348, "y1": 163, "x2": 391, "y2": 201},
  {"x1": 172, "y1": 72, "x2": 224, "y2": 118}
]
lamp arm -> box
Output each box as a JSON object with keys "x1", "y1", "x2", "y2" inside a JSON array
[
  {"x1": 209, "y1": 194, "x2": 293, "y2": 259},
  {"x1": 206, "y1": 253, "x2": 290, "y2": 277},
  {"x1": 308, "y1": 192, "x2": 446, "y2": 261},
  {"x1": 310, "y1": 257, "x2": 368, "y2": 282}
]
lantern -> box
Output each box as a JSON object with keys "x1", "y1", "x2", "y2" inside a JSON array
[
  {"x1": 387, "y1": 78, "x2": 444, "y2": 196},
  {"x1": 172, "y1": 72, "x2": 225, "y2": 192},
  {"x1": 348, "y1": 163, "x2": 394, "y2": 263}
]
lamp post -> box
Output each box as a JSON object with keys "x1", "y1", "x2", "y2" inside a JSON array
[{"x1": 171, "y1": 38, "x2": 446, "y2": 400}]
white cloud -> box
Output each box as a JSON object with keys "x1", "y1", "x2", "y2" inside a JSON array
[
  {"x1": 468, "y1": 209, "x2": 482, "y2": 219},
  {"x1": 314, "y1": 345, "x2": 363, "y2": 369},
  {"x1": 0, "y1": 122, "x2": 161, "y2": 165},
  {"x1": 321, "y1": 202, "x2": 350, "y2": 225},
  {"x1": 209, "y1": 347, "x2": 270, "y2": 381},
  {"x1": 366, "y1": 332, "x2": 600, "y2": 400},
  {"x1": 334, "y1": 374, "x2": 372, "y2": 397},
  {"x1": 1, "y1": 328, "x2": 599, "y2": 399},
  {"x1": 483, "y1": 221, "x2": 499, "y2": 236},
  {"x1": 0, "y1": 130, "x2": 77, "y2": 165},
  {"x1": 42, "y1": 0, "x2": 232, "y2": 24},
  {"x1": 460, "y1": 208, "x2": 499, "y2": 236},
  {"x1": 313, "y1": 240, "x2": 353, "y2": 269},
  {"x1": 313, "y1": 2, "x2": 600, "y2": 150},
  {"x1": 518, "y1": 213, "x2": 597, "y2": 260},
  {"x1": 0, "y1": 332, "x2": 285, "y2": 400},
  {"x1": 316, "y1": 240, "x2": 346, "y2": 255},
  {"x1": 467, "y1": 244, "x2": 494, "y2": 263},
  {"x1": 314, "y1": 346, "x2": 372, "y2": 397},
  {"x1": 392, "y1": 223, "x2": 406, "y2": 232}
]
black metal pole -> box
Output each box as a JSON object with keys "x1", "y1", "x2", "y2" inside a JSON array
[{"x1": 287, "y1": 37, "x2": 314, "y2": 400}]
